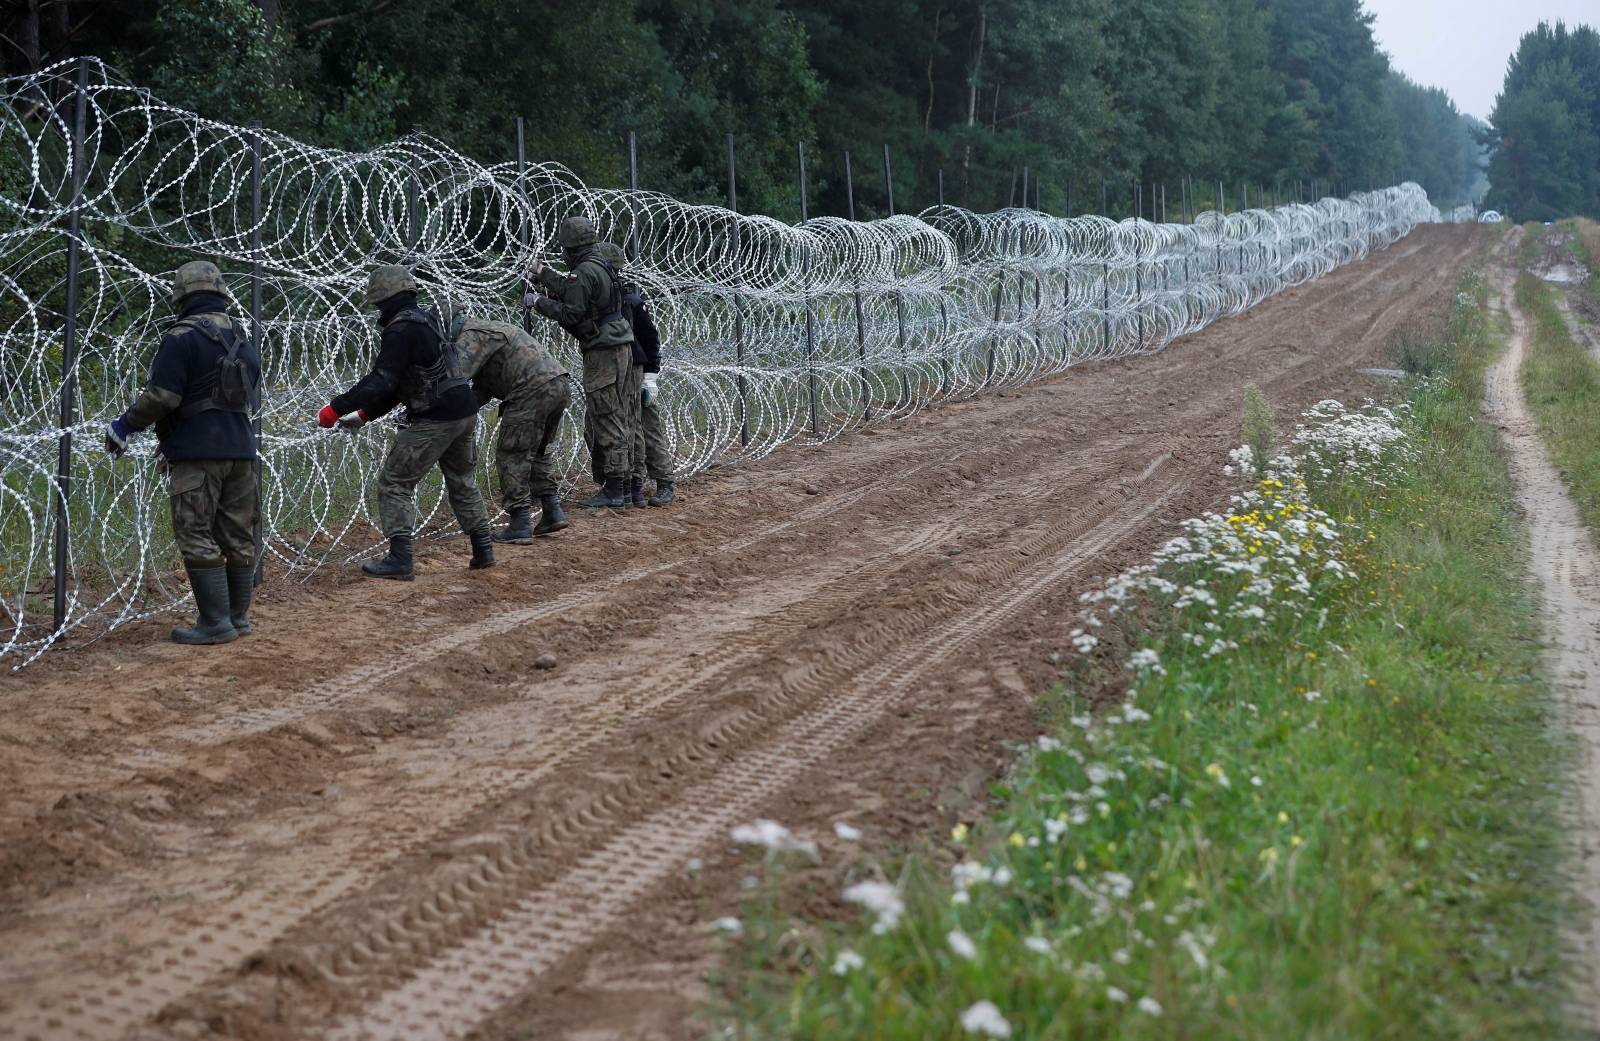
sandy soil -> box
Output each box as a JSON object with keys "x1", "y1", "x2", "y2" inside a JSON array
[
  {"x1": 0, "y1": 225, "x2": 1480, "y2": 1041},
  {"x1": 1490, "y1": 235, "x2": 1600, "y2": 1035}
]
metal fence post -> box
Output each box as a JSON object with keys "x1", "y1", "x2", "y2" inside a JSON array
[
  {"x1": 626, "y1": 130, "x2": 641, "y2": 263},
  {"x1": 799, "y1": 142, "x2": 820, "y2": 437},
  {"x1": 516, "y1": 117, "x2": 533, "y2": 333},
  {"x1": 407, "y1": 125, "x2": 421, "y2": 252},
  {"x1": 937, "y1": 168, "x2": 945, "y2": 206},
  {"x1": 53, "y1": 57, "x2": 88, "y2": 635},
  {"x1": 884, "y1": 144, "x2": 909, "y2": 408},
  {"x1": 728, "y1": 134, "x2": 748, "y2": 447},
  {"x1": 1021, "y1": 165, "x2": 1029, "y2": 210},
  {"x1": 845, "y1": 152, "x2": 869, "y2": 420},
  {"x1": 249, "y1": 122, "x2": 265, "y2": 586}
]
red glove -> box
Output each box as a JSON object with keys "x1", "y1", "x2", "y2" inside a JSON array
[{"x1": 317, "y1": 404, "x2": 338, "y2": 428}]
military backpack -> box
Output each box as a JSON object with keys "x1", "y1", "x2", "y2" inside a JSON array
[{"x1": 172, "y1": 314, "x2": 259, "y2": 419}]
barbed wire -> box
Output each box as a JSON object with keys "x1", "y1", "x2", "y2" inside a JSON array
[{"x1": 0, "y1": 57, "x2": 1440, "y2": 667}]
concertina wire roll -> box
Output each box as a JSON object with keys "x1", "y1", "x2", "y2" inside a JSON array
[{"x1": 0, "y1": 58, "x2": 1441, "y2": 667}]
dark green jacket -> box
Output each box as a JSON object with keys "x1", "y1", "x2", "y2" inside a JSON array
[{"x1": 531, "y1": 244, "x2": 634, "y2": 352}]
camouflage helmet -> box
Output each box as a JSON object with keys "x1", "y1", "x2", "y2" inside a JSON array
[
  {"x1": 169, "y1": 260, "x2": 227, "y2": 305},
  {"x1": 594, "y1": 241, "x2": 627, "y2": 268},
  {"x1": 363, "y1": 264, "x2": 417, "y2": 309},
  {"x1": 557, "y1": 216, "x2": 599, "y2": 249}
]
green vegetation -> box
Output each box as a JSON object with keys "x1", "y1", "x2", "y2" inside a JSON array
[
  {"x1": 1484, "y1": 21, "x2": 1600, "y2": 222},
  {"x1": 6, "y1": 0, "x2": 1481, "y2": 218},
  {"x1": 1240, "y1": 382, "x2": 1274, "y2": 472},
  {"x1": 1517, "y1": 268, "x2": 1600, "y2": 535},
  {"x1": 720, "y1": 272, "x2": 1578, "y2": 1040}
]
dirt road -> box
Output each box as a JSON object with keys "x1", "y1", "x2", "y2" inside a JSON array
[
  {"x1": 1489, "y1": 239, "x2": 1600, "y2": 1033},
  {"x1": 0, "y1": 225, "x2": 1479, "y2": 1041}
]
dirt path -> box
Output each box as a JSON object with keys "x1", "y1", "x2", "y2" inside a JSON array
[
  {"x1": 1490, "y1": 243, "x2": 1600, "y2": 1034},
  {"x1": 0, "y1": 225, "x2": 1479, "y2": 1041}
]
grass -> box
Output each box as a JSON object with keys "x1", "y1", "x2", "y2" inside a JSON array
[
  {"x1": 717, "y1": 270, "x2": 1579, "y2": 1041},
  {"x1": 1517, "y1": 269, "x2": 1600, "y2": 536}
]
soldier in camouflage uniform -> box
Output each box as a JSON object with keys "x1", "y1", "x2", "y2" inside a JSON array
[
  {"x1": 443, "y1": 308, "x2": 572, "y2": 542},
  {"x1": 595, "y1": 242, "x2": 676, "y2": 507},
  {"x1": 318, "y1": 265, "x2": 493, "y2": 580},
  {"x1": 104, "y1": 260, "x2": 262, "y2": 645},
  {"x1": 526, "y1": 216, "x2": 639, "y2": 509}
]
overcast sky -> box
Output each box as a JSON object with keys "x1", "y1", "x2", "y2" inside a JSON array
[{"x1": 1363, "y1": 0, "x2": 1597, "y2": 120}]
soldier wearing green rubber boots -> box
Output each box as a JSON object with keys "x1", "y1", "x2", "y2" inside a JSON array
[
  {"x1": 525, "y1": 217, "x2": 639, "y2": 509},
  {"x1": 104, "y1": 260, "x2": 262, "y2": 645}
]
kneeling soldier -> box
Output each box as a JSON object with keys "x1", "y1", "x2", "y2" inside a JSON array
[
  {"x1": 444, "y1": 308, "x2": 572, "y2": 542},
  {"x1": 319, "y1": 265, "x2": 494, "y2": 580},
  {"x1": 104, "y1": 260, "x2": 261, "y2": 645}
]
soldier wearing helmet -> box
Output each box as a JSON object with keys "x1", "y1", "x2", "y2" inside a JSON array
[
  {"x1": 594, "y1": 241, "x2": 675, "y2": 508},
  {"x1": 525, "y1": 215, "x2": 638, "y2": 509},
  {"x1": 103, "y1": 259, "x2": 262, "y2": 645},
  {"x1": 317, "y1": 264, "x2": 494, "y2": 580}
]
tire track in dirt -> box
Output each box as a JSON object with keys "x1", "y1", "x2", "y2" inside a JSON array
[
  {"x1": 322, "y1": 470, "x2": 1190, "y2": 1041},
  {"x1": 1490, "y1": 244, "x2": 1600, "y2": 1033}
]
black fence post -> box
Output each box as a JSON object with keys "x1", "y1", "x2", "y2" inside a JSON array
[
  {"x1": 1021, "y1": 165, "x2": 1029, "y2": 210},
  {"x1": 516, "y1": 117, "x2": 533, "y2": 333},
  {"x1": 937, "y1": 167, "x2": 945, "y2": 206},
  {"x1": 627, "y1": 130, "x2": 641, "y2": 263},
  {"x1": 53, "y1": 57, "x2": 88, "y2": 635},
  {"x1": 799, "y1": 142, "x2": 820, "y2": 437},
  {"x1": 845, "y1": 152, "x2": 869, "y2": 420},
  {"x1": 728, "y1": 133, "x2": 749, "y2": 447},
  {"x1": 884, "y1": 143, "x2": 909, "y2": 408},
  {"x1": 249, "y1": 122, "x2": 265, "y2": 586},
  {"x1": 407, "y1": 125, "x2": 421, "y2": 252},
  {"x1": 1100, "y1": 175, "x2": 1108, "y2": 216}
]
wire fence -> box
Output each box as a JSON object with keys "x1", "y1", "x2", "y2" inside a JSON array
[{"x1": 0, "y1": 57, "x2": 1440, "y2": 667}]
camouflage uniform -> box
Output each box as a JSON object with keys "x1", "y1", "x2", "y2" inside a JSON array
[
  {"x1": 530, "y1": 220, "x2": 638, "y2": 487},
  {"x1": 168, "y1": 459, "x2": 259, "y2": 569},
  {"x1": 453, "y1": 316, "x2": 571, "y2": 510},
  {"x1": 376, "y1": 415, "x2": 488, "y2": 537},
  {"x1": 105, "y1": 259, "x2": 262, "y2": 643}
]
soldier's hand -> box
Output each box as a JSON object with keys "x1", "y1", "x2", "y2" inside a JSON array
[
  {"x1": 641, "y1": 372, "x2": 660, "y2": 406},
  {"x1": 529, "y1": 259, "x2": 548, "y2": 278},
  {"x1": 337, "y1": 410, "x2": 368, "y2": 432},
  {"x1": 522, "y1": 291, "x2": 539, "y2": 308},
  {"x1": 104, "y1": 415, "x2": 131, "y2": 459},
  {"x1": 317, "y1": 404, "x2": 339, "y2": 429}
]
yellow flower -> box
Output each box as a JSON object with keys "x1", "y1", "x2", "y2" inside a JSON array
[
  {"x1": 951, "y1": 823, "x2": 969, "y2": 843},
  {"x1": 1260, "y1": 847, "x2": 1279, "y2": 864},
  {"x1": 1290, "y1": 835, "x2": 1303, "y2": 847},
  {"x1": 1009, "y1": 831, "x2": 1026, "y2": 848},
  {"x1": 1277, "y1": 810, "x2": 1289, "y2": 824}
]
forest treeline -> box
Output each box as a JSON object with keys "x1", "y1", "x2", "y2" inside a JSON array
[
  {"x1": 8, "y1": 0, "x2": 1483, "y2": 221},
  {"x1": 1484, "y1": 21, "x2": 1600, "y2": 222}
]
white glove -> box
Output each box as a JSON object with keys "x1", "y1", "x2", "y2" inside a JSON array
[{"x1": 641, "y1": 372, "x2": 660, "y2": 406}]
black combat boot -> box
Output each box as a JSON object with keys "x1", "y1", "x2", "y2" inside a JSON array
[
  {"x1": 225, "y1": 564, "x2": 255, "y2": 636},
  {"x1": 628, "y1": 476, "x2": 647, "y2": 508},
  {"x1": 492, "y1": 506, "x2": 534, "y2": 545},
  {"x1": 171, "y1": 567, "x2": 239, "y2": 645},
  {"x1": 361, "y1": 534, "x2": 414, "y2": 581},
  {"x1": 578, "y1": 478, "x2": 627, "y2": 509},
  {"x1": 533, "y1": 494, "x2": 568, "y2": 536},
  {"x1": 469, "y1": 528, "x2": 496, "y2": 570},
  {"x1": 648, "y1": 480, "x2": 675, "y2": 507}
]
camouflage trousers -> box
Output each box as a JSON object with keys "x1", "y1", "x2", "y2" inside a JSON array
[
  {"x1": 377, "y1": 416, "x2": 491, "y2": 538},
  {"x1": 495, "y1": 378, "x2": 569, "y2": 510},
  {"x1": 168, "y1": 458, "x2": 258, "y2": 570},
  {"x1": 631, "y1": 371, "x2": 676, "y2": 483},
  {"x1": 580, "y1": 342, "x2": 640, "y2": 482}
]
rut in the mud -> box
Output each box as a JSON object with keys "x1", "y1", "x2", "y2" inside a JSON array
[{"x1": 0, "y1": 225, "x2": 1479, "y2": 1041}]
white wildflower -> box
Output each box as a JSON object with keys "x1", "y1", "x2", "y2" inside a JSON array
[
  {"x1": 947, "y1": 929, "x2": 978, "y2": 960},
  {"x1": 730, "y1": 819, "x2": 818, "y2": 859},
  {"x1": 1137, "y1": 996, "x2": 1164, "y2": 1016},
  {"x1": 833, "y1": 821, "x2": 863, "y2": 842},
  {"x1": 831, "y1": 949, "x2": 865, "y2": 975},
  {"x1": 712, "y1": 916, "x2": 742, "y2": 934},
  {"x1": 960, "y1": 1001, "x2": 1013, "y2": 1038},
  {"x1": 1023, "y1": 936, "x2": 1053, "y2": 956},
  {"x1": 843, "y1": 881, "x2": 904, "y2": 933},
  {"x1": 1106, "y1": 986, "x2": 1129, "y2": 1003}
]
